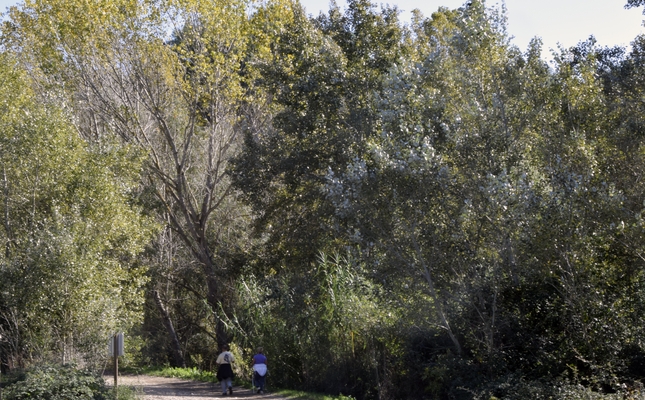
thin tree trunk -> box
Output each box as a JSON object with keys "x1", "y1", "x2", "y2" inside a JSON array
[
  {"x1": 3, "y1": 166, "x2": 10, "y2": 258},
  {"x1": 206, "y1": 274, "x2": 229, "y2": 347},
  {"x1": 153, "y1": 290, "x2": 186, "y2": 368}
]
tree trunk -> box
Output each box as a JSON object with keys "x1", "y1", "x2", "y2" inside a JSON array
[
  {"x1": 206, "y1": 274, "x2": 229, "y2": 347},
  {"x1": 153, "y1": 290, "x2": 186, "y2": 368}
]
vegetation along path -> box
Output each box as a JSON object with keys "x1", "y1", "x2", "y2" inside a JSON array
[{"x1": 106, "y1": 374, "x2": 284, "y2": 400}]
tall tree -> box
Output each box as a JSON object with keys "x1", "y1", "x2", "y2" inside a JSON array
[
  {"x1": 0, "y1": 53, "x2": 154, "y2": 368},
  {"x1": 3, "y1": 0, "x2": 293, "y2": 346},
  {"x1": 324, "y1": 2, "x2": 645, "y2": 393},
  {"x1": 323, "y1": 0, "x2": 527, "y2": 355},
  {"x1": 231, "y1": 0, "x2": 405, "y2": 270}
]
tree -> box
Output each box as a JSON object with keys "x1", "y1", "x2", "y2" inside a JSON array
[
  {"x1": 231, "y1": 0, "x2": 405, "y2": 271},
  {"x1": 324, "y1": 2, "x2": 645, "y2": 394},
  {"x1": 0, "y1": 53, "x2": 154, "y2": 368},
  {"x1": 233, "y1": 252, "x2": 395, "y2": 397},
  {"x1": 322, "y1": 0, "x2": 526, "y2": 356},
  {"x1": 3, "y1": 0, "x2": 293, "y2": 348}
]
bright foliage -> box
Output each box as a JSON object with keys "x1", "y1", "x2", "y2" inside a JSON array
[{"x1": 3, "y1": 0, "x2": 645, "y2": 398}]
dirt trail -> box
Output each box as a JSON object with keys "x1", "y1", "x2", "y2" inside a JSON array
[{"x1": 105, "y1": 374, "x2": 285, "y2": 400}]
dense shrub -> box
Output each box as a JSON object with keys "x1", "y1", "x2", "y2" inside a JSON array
[
  {"x1": 474, "y1": 377, "x2": 645, "y2": 400},
  {"x1": 3, "y1": 364, "x2": 113, "y2": 400}
]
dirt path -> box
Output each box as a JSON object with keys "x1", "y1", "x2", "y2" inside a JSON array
[{"x1": 105, "y1": 374, "x2": 285, "y2": 400}]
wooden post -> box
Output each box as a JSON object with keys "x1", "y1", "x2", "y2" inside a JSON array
[{"x1": 113, "y1": 334, "x2": 118, "y2": 400}]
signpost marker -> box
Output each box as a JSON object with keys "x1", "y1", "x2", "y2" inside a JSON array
[{"x1": 109, "y1": 333, "x2": 124, "y2": 399}]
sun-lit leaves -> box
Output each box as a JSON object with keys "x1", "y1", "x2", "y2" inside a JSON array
[
  {"x1": 0, "y1": 55, "x2": 155, "y2": 366},
  {"x1": 3, "y1": 0, "x2": 645, "y2": 397},
  {"x1": 317, "y1": 1, "x2": 645, "y2": 395}
]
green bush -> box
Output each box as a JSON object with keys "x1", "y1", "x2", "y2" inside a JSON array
[
  {"x1": 3, "y1": 364, "x2": 117, "y2": 400},
  {"x1": 146, "y1": 366, "x2": 217, "y2": 383},
  {"x1": 473, "y1": 376, "x2": 645, "y2": 400}
]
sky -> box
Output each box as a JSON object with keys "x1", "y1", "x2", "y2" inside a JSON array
[{"x1": 0, "y1": 0, "x2": 644, "y2": 60}]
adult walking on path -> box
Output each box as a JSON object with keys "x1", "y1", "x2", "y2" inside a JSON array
[
  {"x1": 217, "y1": 344, "x2": 236, "y2": 396},
  {"x1": 252, "y1": 347, "x2": 268, "y2": 394},
  {"x1": 106, "y1": 374, "x2": 284, "y2": 399}
]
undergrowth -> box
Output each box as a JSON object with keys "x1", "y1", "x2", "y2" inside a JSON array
[{"x1": 2, "y1": 364, "x2": 140, "y2": 400}]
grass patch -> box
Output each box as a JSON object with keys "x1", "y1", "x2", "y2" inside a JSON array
[
  {"x1": 144, "y1": 367, "x2": 217, "y2": 383},
  {"x1": 112, "y1": 385, "x2": 142, "y2": 400}
]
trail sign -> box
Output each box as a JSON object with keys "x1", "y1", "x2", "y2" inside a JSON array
[
  {"x1": 108, "y1": 333, "x2": 124, "y2": 357},
  {"x1": 109, "y1": 333, "x2": 124, "y2": 399}
]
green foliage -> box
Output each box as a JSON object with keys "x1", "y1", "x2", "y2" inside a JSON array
[
  {"x1": 4, "y1": 0, "x2": 645, "y2": 399},
  {"x1": 230, "y1": 252, "x2": 395, "y2": 398},
  {"x1": 231, "y1": 0, "x2": 406, "y2": 270},
  {"x1": 146, "y1": 366, "x2": 217, "y2": 383},
  {"x1": 277, "y1": 388, "x2": 356, "y2": 400},
  {"x1": 473, "y1": 376, "x2": 642, "y2": 399},
  {"x1": 228, "y1": 0, "x2": 645, "y2": 397},
  {"x1": 112, "y1": 385, "x2": 141, "y2": 400},
  {"x1": 3, "y1": 365, "x2": 115, "y2": 400},
  {"x1": 318, "y1": 1, "x2": 645, "y2": 397},
  {"x1": 0, "y1": 53, "x2": 155, "y2": 367},
  {"x1": 2, "y1": 0, "x2": 290, "y2": 362}
]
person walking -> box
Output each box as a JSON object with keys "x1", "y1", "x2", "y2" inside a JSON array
[
  {"x1": 216, "y1": 344, "x2": 235, "y2": 396},
  {"x1": 252, "y1": 347, "x2": 268, "y2": 394}
]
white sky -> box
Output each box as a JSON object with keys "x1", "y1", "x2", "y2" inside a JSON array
[{"x1": 1, "y1": 0, "x2": 644, "y2": 60}]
